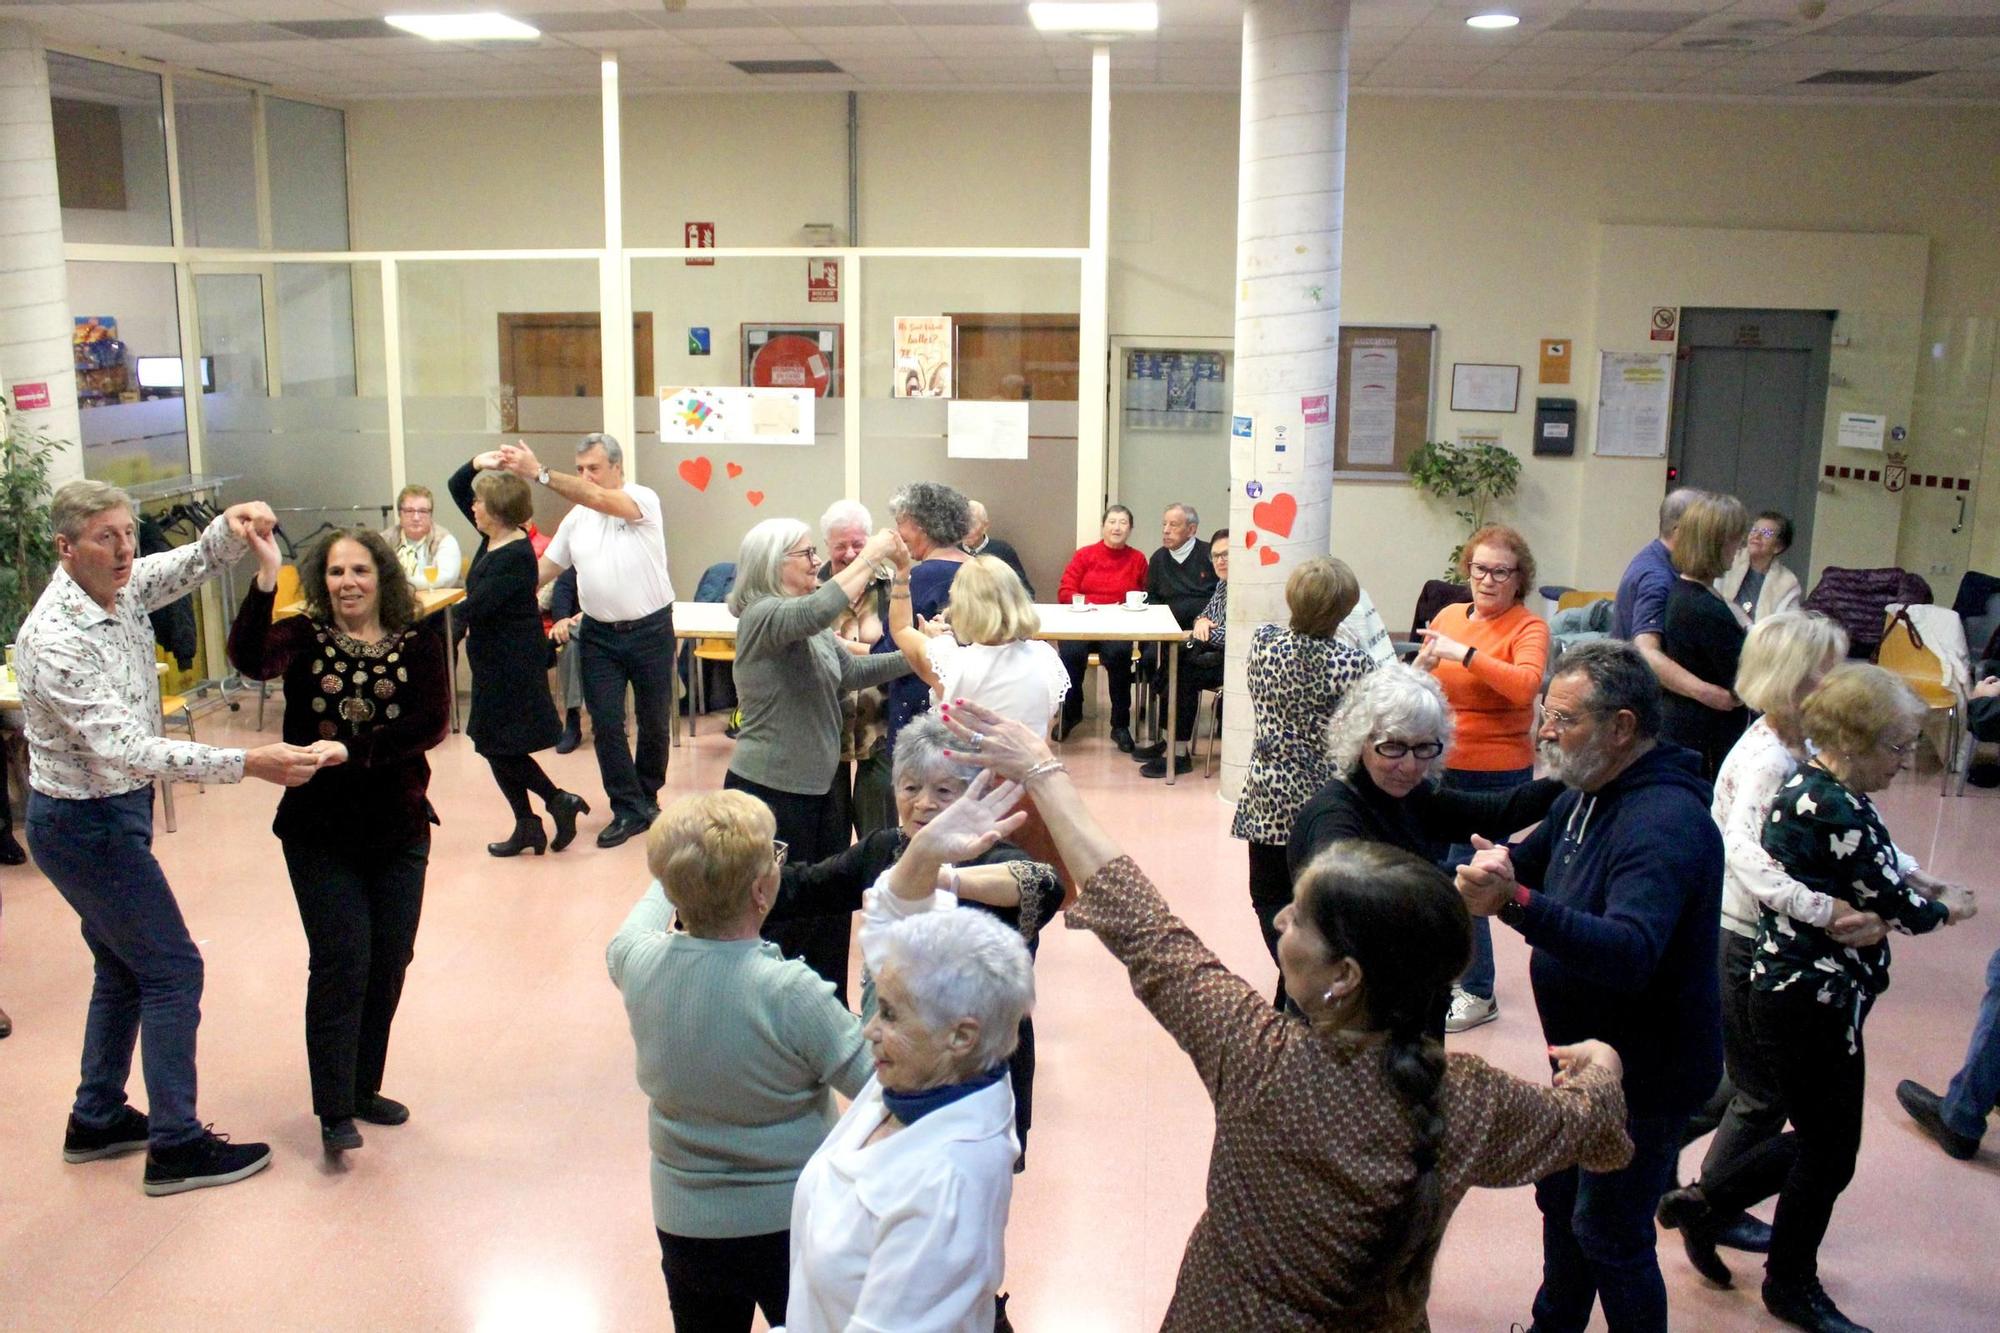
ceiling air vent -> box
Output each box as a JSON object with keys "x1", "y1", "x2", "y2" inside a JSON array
[
  {"x1": 730, "y1": 59, "x2": 845, "y2": 75},
  {"x1": 1799, "y1": 69, "x2": 1937, "y2": 86}
]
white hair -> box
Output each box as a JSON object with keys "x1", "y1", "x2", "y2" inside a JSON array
[
  {"x1": 820, "y1": 498, "x2": 872, "y2": 541},
  {"x1": 578, "y1": 432, "x2": 623, "y2": 468},
  {"x1": 1325, "y1": 662, "x2": 1456, "y2": 782},
  {"x1": 880, "y1": 908, "x2": 1034, "y2": 1073},
  {"x1": 893, "y1": 716, "x2": 980, "y2": 788},
  {"x1": 727, "y1": 516, "x2": 811, "y2": 616}
]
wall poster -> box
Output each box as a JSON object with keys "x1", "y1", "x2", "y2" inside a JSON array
[
  {"x1": 659, "y1": 386, "x2": 815, "y2": 447},
  {"x1": 893, "y1": 316, "x2": 953, "y2": 398},
  {"x1": 1333, "y1": 324, "x2": 1437, "y2": 479},
  {"x1": 742, "y1": 324, "x2": 841, "y2": 398},
  {"x1": 1593, "y1": 351, "x2": 1673, "y2": 458}
]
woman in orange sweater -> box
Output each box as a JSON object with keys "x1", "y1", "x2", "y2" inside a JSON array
[{"x1": 1415, "y1": 524, "x2": 1549, "y2": 1034}]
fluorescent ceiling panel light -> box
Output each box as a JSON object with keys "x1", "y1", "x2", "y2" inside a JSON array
[
  {"x1": 1028, "y1": 4, "x2": 1159, "y2": 37},
  {"x1": 384, "y1": 13, "x2": 540, "y2": 42},
  {"x1": 1467, "y1": 13, "x2": 1521, "y2": 31}
]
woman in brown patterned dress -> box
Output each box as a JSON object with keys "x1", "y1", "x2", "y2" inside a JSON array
[
  {"x1": 229, "y1": 527, "x2": 449, "y2": 1155},
  {"x1": 940, "y1": 699, "x2": 1635, "y2": 1331}
]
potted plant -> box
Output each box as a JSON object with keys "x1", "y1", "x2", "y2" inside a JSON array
[
  {"x1": 0, "y1": 404, "x2": 62, "y2": 643},
  {"x1": 1406, "y1": 438, "x2": 1521, "y2": 580}
]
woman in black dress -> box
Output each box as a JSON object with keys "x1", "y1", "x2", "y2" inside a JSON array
[
  {"x1": 453, "y1": 455, "x2": 588, "y2": 856},
  {"x1": 1661, "y1": 492, "x2": 1752, "y2": 780}
]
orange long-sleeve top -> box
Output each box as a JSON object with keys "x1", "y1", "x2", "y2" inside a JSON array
[{"x1": 1431, "y1": 600, "x2": 1550, "y2": 773}]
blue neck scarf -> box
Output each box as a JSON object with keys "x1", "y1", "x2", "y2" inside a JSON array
[{"x1": 882, "y1": 1064, "x2": 1006, "y2": 1125}]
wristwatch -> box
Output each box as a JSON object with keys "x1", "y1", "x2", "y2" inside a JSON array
[
  {"x1": 536, "y1": 466, "x2": 550, "y2": 486},
  {"x1": 1497, "y1": 883, "x2": 1531, "y2": 929}
]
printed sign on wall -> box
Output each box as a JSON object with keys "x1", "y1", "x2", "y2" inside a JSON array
[
  {"x1": 807, "y1": 258, "x2": 839, "y2": 304},
  {"x1": 685, "y1": 221, "x2": 715, "y2": 267}
]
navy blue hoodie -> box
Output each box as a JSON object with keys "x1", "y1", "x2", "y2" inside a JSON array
[{"x1": 1508, "y1": 742, "x2": 1723, "y2": 1119}]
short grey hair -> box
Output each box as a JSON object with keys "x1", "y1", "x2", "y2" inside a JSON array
[
  {"x1": 1551, "y1": 639, "x2": 1662, "y2": 739},
  {"x1": 1659, "y1": 486, "x2": 1705, "y2": 539},
  {"x1": 1167, "y1": 502, "x2": 1199, "y2": 530},
  {"x1": 878, "y1": 908, "x2": 1035, "y2": 1074},
  {"x1": 892, "y1": 716, "x2": 979, "y2": 789},
  {"x1": 578, "y1": 432, "x2": 623, "y2": 468},
  {"x1": 50, "y1": 479, "x2": 135, "y2": 543},
  {"x1": 727, "y1": 516, "x2": 811, "y2": 616},
  {"x1": 887, "y1": 481, "x2": 972, "y2": 547},
  {"x1": 820, "y1": 498, "x2": 872, "y2": 541},
  {"x1": 1325, "y1": 663, "x2": 1455, "y2": 781}
]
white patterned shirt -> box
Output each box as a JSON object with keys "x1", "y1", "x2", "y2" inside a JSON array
[{"x1": 17, "y1": 515, "x2": 249, "y2": 799}]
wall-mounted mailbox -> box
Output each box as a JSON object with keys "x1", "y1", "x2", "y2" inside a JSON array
[{"x1": 1535, "y1": 397, "x2": 1578, "y2": 457}]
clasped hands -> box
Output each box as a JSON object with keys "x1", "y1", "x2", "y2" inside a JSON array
[
  {"x1": 244, "y1": 739, "x2": 347, "y2": 788},
  {"x1": 475, "y1": 441, "x2": 540, "y2": 479}
]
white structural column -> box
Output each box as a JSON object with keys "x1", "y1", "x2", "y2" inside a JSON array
[
  {"x1": 1220, "y1": 0, "x2": 1349, "y2": 797},
  {"x1": 598, "y1": 54, "x2": 637, "y2": 462},
  {"x1": 0, "y1": 19, "x2": 83, "y2": 482},
  {"x1": 1074, "y1": 42, "x2": 1111, "y2": 543}
]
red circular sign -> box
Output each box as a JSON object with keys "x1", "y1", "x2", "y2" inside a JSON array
[{"x1": 749, "y1": 334, "x2": 832, "y2": 397}]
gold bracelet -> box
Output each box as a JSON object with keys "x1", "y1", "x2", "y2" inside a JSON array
[{"x1": 889, "y1": 590, "x2": 912, "y2": 600}]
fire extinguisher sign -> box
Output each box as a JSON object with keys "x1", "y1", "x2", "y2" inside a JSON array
[
  {"x1": 808, "y1": 258, "x2": 839, "y2": 304},
  {"x1": 684, "y1": 222, "x2": 714, "y2": 267}
]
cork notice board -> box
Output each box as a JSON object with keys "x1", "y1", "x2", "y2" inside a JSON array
[{"x1": 1333, "y1": 324, "x2": 1437, "y2": 480}]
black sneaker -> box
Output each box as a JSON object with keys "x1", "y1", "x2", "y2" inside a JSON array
[
  {"x1": 321, "y1": 1117, "x2": 363, "y2": 1152},
  {"x1": 142, "y1": 1128, "x2": 273, "y2": 1197},
  {"x1": 63, "y1": 1106, "x2": 151, "y2": 1163},
  {"x1": 356, "y1": 1093, "x2": 410, "y2": 1126}
]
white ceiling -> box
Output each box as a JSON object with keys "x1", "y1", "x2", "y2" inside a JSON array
[{"x1": 12, "y1": 0, "x2": 2000, "y2": 102}]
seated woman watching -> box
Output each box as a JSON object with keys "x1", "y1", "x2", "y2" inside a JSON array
[
  {"x1": 938, "y1": 698, "x2": 1634, "y2": 1331},
  {"x1": 1717, "y1": 510, "x2": 1803, "y2": 624}
]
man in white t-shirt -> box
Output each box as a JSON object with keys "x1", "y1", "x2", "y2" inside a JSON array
[{"x1": 501, "y1": 433, "x2": 676, "y2": 849}]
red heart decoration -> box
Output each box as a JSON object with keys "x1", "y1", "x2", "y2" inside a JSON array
[
  {"x1": 1259, "y1": 546, "x2": 1281, "y2": 566},
  {"x1": 746, "y1": 490, "x2": 765, "y2": 507},
  {"x1": 677, "y1": 457, "x2": 712, "y2": 491},
  {"x1": 725, "y1": 462, "x2": 743, "y2": 478},
  {"x1": 1244, "y1": 530, "x2": 1258, "y2": 548},
  {"x1": 1251, "y1": 492, "x2": 1298, "y2": 538}
]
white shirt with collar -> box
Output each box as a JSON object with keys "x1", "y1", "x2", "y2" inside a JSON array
[
  {"x1": 16, "y1": 514, "x2": 249, "y2": 800},
  {"x1": 1165, "y1": 538, "x2": 1196, "y2": 565},
  {"x1": 543, "y1": 482, "x2": 675, "y2": 623}
]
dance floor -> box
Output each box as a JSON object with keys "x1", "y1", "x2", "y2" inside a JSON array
[{"x1": 3, "y1": 703, "x2": 1997, "y2": 1331}]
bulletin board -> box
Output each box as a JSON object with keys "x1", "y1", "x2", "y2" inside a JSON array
[{"x1": 1333, "y1": 324, "x2": 1437, "y2": 480}]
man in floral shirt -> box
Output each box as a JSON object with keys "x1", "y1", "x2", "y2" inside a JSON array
[{"x1": 18, "y1": 479, "x2": 321, "y2": 1196}]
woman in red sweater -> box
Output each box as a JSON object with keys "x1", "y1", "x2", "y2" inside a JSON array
[
  {"x1": 1415, "y1": 523, "x2": 1550, "y2": 1034},
  {"x1": 1055, "y1": 504, "x2": 1150, "y2": 748}
]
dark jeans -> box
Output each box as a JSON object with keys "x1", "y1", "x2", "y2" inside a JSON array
[
  {"x1": 1694, "y1": 929, "x2": 1785, "y2": 1176},
  {"x1": 280, "y1": 833, "x2": 430, "y2": 1120},
  {"x1": 1058, "y1": 639, "x2": 1134, "y2": 730},
  {"x1": 580, "y1": 607, "x2": 676, "y2": 823},
  {"x1": 1942, "y1": 944, "x2": 2000, "y2": 1138},
  {"x1": 1699, "y1": 983, "x2": 1868, "y2": 1284},
  {"x1": 27, "y1": 788, "x2": 205, "y2": 1148},
  {"x1": 1443, "y1": 765, "x2": 1532, "y2": 1001},
  {"x1": 1531, "y1": 1110, "x2": 1684, "y2": 1333},
  {"x1": 1167, "y1": 649, "x2": 1225, "y2": 745},
  {"x1": 656, "y1": 1228, "x2": 789, "y2": 1332},
  {"x1": 726, "y1": 769, "x2": 853, "y2": 1006},
  {"x1": 1247, "y1": 840, "x2": 1291, "y2": 1009},
  {"x1": 487, "y1": 753, "x2": 557, "y2": 821}
]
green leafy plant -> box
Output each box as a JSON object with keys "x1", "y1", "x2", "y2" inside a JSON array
[
  {"x1": 1406, "y1": 438, "x2": 1522, "y2": 581},
  {"x1": 0, "y1": 407, "x2": 63, "y2": 643}
]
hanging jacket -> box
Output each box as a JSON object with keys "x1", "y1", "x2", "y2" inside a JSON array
[{"x1": 139, "y1": 517, "x2": 200, "y2": 669}]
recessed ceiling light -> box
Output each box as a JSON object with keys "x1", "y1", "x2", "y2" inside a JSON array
[
  {"x1": 1028, "y1": 3, "x2": 1159, "y2": 37},
  {"x1": 1466, "y1": 12, "x2": 1521, "y2": 30},
  {"x1": 385, "y1": 13, "x2": 540, "y2": 42}
]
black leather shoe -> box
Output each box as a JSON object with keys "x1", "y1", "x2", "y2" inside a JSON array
[
  {"x1": 487, "y1": 817, "x2": 547, "y2": 857},
  {"x1": 1140, "y1": 754, "x2": 1193, "y2": 779},
  {"x1": 1110, "y1": 726, "x2": 1135, "y2": 753},
  {"x1": 1713, "y1": 1209, "x2": 1773, "y2": 1253},
  {"x1": 355, "y1": 1094, "x2": 409, "y2": 1126},
  {"x1": 1131, "y1": 740, "x2": 1167, "y2": 760},
  {"x1": 548, "y1": 791, "x2": 591, "y2": 853},
  {"x1": 1762, "y1": 1276, "x2": 1872, "y2": 1333},
  {"x1": 1656, "y1": 1186, "x2": 1732, "y2": 1287},
  {"x1": 321, "y1": 1117, "x2": 363, "y2": 1152},
  {"x1": 1897, "y1": 1079, "x2": 1980, "y2": 1160},
  {"x1": 596, "y1": 814, "x2": 652, "y2": 849},
  {"x1": 554, "y1": 709, "x2": 582, "y2": 755},
  {"x1": 0, "y1": 830, "x2": 25, "y2": 866}
]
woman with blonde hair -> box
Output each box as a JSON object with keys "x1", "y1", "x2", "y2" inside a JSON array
[
  {"x1": 888, "y1": 553, "x2": 1067, "y2": 735},
  {"x1": 1661, "y1": 493, "x2": 1752, "y2": 779}
]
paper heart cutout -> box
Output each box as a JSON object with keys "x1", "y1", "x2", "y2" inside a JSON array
[
  {"x1": 677, "y1": 457, "x2": 712, "y2": 491},
  {"x1": 1244, "y1": 530, "x2": 1258, "y2": 548},
  {"x1": 746, "y1": 490, "x2": 765, "y2": 507},
  {"x1": 1251, "y1": 492, "x2": 1297, "y2": 539},
  {"x1": 1259, "y1": 546, "x2": 1280, "y2": 566},
  {"x1": 725, "y1": 462, "x2": 743, "y2": 478}
]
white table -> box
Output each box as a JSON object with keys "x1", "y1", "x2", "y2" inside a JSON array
[
  {"x1": 669, "y1": 599, "x2": 1195, "y2": 784},
  {"x1": 672, "y1": 600, "x2": 741, "y2": 743}
]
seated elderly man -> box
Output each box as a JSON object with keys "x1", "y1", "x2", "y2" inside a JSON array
[
  {"x1": 608, "y1": 790, "x2": 873, "y2": 1331},
  {"x1": 1133, "y1": 528, "x2": 1231, "y2": 778},
  {"x1": 960, "y1": 500, "x2": 1034, "y2": 598}
]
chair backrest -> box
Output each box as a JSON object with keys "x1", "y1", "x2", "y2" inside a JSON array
[
  {"x1": 1877, "y1": 611, "x2": 1952, "y2": 707},
  {"x1": 1409, "y1": 579, "x2": 1474, "y2": 639},
  {"x1": 274, "y1": 564, "x2": 302, "y2": 607},
  {"x1": 1556, "y1": 588, "x2": 1616, "y2": 614},
  {"x1": 1802, "y1": 566, "x2": 1934, "y2": 658},
  {"x1": 693, "y1": 561, "x2": 737, "y2": 604}
]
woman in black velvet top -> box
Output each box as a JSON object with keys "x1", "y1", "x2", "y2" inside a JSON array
[
  {"x1": 228, "y1": 526, "x2": 448, "y2": 1153},
  {"x1": 1660, "y1": 493, "x2": 1752, "y2": 780},
  {"x1": 452, "y1": 455, "x2": 587, "y2": 856}
]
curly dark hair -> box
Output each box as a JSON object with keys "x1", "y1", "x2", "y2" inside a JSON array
[
  {"x1": 888, "y1": 480, "x2": 972, "y2": 548},
  {"x1": 298, "y1": 527, "x2": 420, "y2": 633}
]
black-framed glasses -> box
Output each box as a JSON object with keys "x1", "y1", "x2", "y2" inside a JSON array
[
  {"x1": 1373, "y1": 739, "x2": 1445, "y2": 760},
  {"x1": 786, "y1": 545, "x2": 819, "y2": 565},
  {"x1": 1469, "y1": 562, "x2": 1518, "y2": 583},
  {"x1": 772, "y1": 839, "x2": 789, "y2": 867}
]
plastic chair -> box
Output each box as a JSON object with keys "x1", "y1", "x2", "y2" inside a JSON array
[
  {"x1": 157, "y1": 689, "x2": 199, "y2": 833},
  {"x1": 1877, "y1": 611, "x2": 1962, "y2": 797},
  {"x1": 1556, "y1": 588, "x2": 1617, "y2": 614},
  {"x1": 256, "y1": 565, "x2": 302, "y2": 728},
  {"x1": 1194, "y1": 686, "x2": 1225, "y2": 778},
  {"x1": 687, "y1": 639, "x2": 736, "y2": 737}
]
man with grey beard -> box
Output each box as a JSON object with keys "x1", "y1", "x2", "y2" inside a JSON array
[{"x1": 1456, "y1": 640, "x2": 1722, "y2": 1333}]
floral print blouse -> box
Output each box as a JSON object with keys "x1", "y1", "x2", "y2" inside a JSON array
[{"x1": 1230, "y1": 624, "x2": 1374, "y2": 846}]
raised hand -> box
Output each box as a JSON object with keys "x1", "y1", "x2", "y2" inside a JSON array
[
  {"x1": 867, "y1": 527, "x2": 907, "y2": 572},
  {"x1": 938, "y1": 698, "x2": 1054, "y2": 783},
  {"x1": 497, "y1": 441, "x2": 541, "y2": 479},
  {"x1": 905, "y1": 770, "x2": 1029, "y2": 868},
  {"x1": 224, "y1": 500, "x2": 278, "y2": 543},
  {"x1": 472, "y1": 449, "x2": 506, "y2": 471},
  {"x1": 247, "y1": 524, "x2": 284, "y2": 590}
]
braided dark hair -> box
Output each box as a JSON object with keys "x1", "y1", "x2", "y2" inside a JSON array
[{"x1": 1295, "y1": 839, "x2": 1471, "y2": 1325}]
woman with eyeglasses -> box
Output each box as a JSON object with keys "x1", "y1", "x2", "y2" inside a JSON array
[
  {"x1": 381, "y1": 484, "x2": 461, "y2": 590},
  {"x1": 1413, "y1": 524, "x2": 1550, "y2": 1033},
  {"x1": 726, "y1": 517, "x2": 913, "y2": 1002},
  {"x1": 1291, "y1": 664, "x2": 1564, "y2": 1038},
  {"x1": 1717, "y1": 510, "x2": 1803, "y2": 624}
]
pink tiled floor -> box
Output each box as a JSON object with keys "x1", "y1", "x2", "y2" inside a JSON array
[{"x1": 3, "y1": 708, "x2": 1998, "y2": 1331}]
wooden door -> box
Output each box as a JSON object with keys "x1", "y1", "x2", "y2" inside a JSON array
[
  {"x1": 497, "y1": 312, "x2": 654, "y2": 430},
  {"x1": 949, "y1": 313, "x2": 1079, "y2": 401}
]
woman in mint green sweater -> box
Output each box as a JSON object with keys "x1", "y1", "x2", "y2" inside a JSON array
[{"x1": 607, "y1": 789, "x2": 873, "y2": 1333}]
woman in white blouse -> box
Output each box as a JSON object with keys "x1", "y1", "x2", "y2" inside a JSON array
[
  {"x1": 888, "y1": 551, "x2": 1067, "y2": 735},
  {"x1": 780, "y1": 775, "x2": 1035, "y2": 1333}
]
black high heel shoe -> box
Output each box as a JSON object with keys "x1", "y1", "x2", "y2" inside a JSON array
[
  {"x1": 548, "y1": 791, "x2": 591, "y2": 852},
  {"x1": 487, "y1": 817, "x2": 547, "y2": 857}
]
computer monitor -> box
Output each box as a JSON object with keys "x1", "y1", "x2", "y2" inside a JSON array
[{"x1": 134, "y1": 356, "x2": 214, "y2": 390}]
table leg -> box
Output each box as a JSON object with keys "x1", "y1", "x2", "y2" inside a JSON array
[
  {"x1": 445, "y1": 605, "x2": 461, "y2": 734},
  {"x1": 1165, "y1": 640, "x2": 1181, "y2": 786},
  {"x1": 671, "y1": 643, "x2": 683, "y2": 749},
  {"x1": 691, "y1": 641, "x2": 704, "y2": 738}
]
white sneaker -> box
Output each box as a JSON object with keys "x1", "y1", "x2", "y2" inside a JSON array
[{"x1": 1445, "y1": 989, "x2": 1497, "y2": 1033}]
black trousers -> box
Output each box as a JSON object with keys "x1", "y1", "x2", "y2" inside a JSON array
[
  {"x1": 280, "y1": 833, "x2": 430, "y2": 1120},
  {"x1": 656, "y1": 1228, "x2": 789, "y2": 1332},
  {"x1": 1693, "y1": 929, "x2": 1787, "y2": 1170},
  {"x1": 580, "y1": 607, "x2": 676, "y2": 823},
  {"x1": 1057, "y1": 639, "x2": 1135, "y2": 730},
  {"x1": 726, "y1": 769, "x2": 854, "y2": 1006},
  {"x1": 1168, "y1": 650, "x2": 1225, "y2": 744},
  {"x1": 1247, "y1": 840, "x2": 1292, "y2": 1009},
  {"x1": 1699, "y1": 982, "x2": 1868, "y2": 1283},
  {"x1": 486, "y1": 753, "x2": 557, "y2": 821}
]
